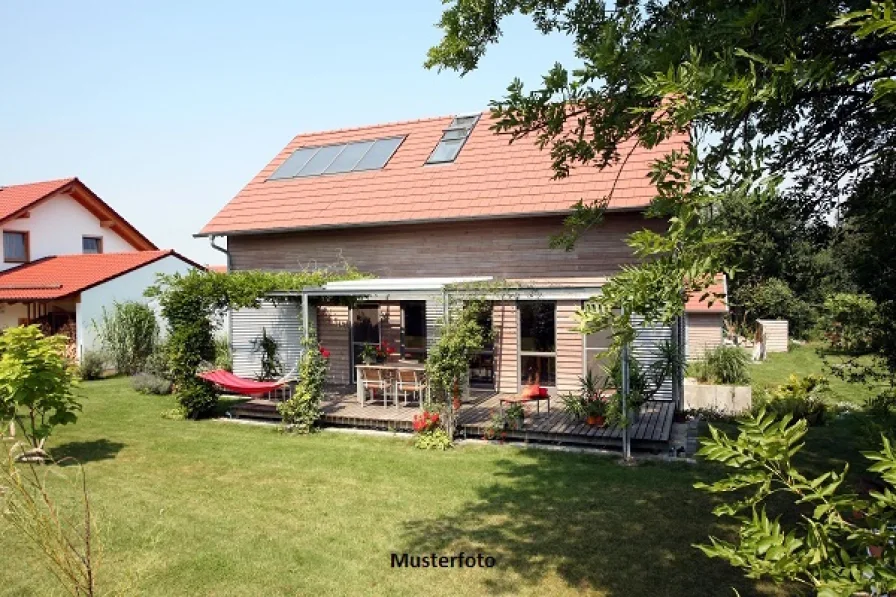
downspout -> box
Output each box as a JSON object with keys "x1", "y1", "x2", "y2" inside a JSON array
[{"x1": 208, "y1": 235, "x2": 234, "y2": 357}]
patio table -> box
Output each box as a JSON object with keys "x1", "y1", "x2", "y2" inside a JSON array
[{"x1": 355, "y1": 363, "x2": 425, "y2": 407}]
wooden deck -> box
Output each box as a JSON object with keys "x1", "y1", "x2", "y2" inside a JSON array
[{"x1": 230, "y1": 387, "x2": 675, "y2": 450}]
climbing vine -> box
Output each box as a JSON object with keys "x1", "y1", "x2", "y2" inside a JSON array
[{"x1": 145, "y1": 267, "x2": 366, "y2": 419}]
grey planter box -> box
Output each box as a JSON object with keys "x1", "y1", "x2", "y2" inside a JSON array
[{"x1": 683, "y1": 380, "x2": 752, "y2": 414}]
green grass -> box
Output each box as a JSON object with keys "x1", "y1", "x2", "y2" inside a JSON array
[
  {"x1": 748, "y1": 342, "x2": 883, "y2": 406},
  {"x1": 4, "y1": 378, "x2": 866, "y2": 597}
]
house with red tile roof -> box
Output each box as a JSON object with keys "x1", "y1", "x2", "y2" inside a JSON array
[
  {"x1": 199, "y1": 111, "x2": 725, "y2": 403},
  {"x1": 0, "y1": 178, "x2": 202, "y2": 358}
]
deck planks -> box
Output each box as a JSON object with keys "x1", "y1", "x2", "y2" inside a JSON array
[{"x1": 230, "y1": 387, "x2": 675, "y2": 448}]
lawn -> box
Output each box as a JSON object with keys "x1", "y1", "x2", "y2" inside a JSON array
[
  {"x1": 2, "y1": 379, "x2": 867, "y2": 597},
  {"x1": 748, "y1": 342, "x2": 883, "y2": 406}
]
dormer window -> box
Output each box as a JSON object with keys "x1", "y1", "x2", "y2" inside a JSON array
[
  {"x1": 426, "y1": 114, "x2": 480, "y2": 165},
  {"x1": 3, "y1": 231, "x2": 29, "y2": 263}
]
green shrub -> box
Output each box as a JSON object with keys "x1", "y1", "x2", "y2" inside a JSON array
[
  {"x1": 160, "y1": 406, "x2": 187, "y2": 420},
  {"x1": 753, "y1": 374, "x2": 829, "y2": 426},
  {"x1": 0, "y1": 326, "x2": 80, "y2": 455},
  {"x1": 130, "y1": 373, "x2": 172, "y2": 395},
  {"x1": 214, "y1": 335, "x2": 232, "y2": 372},
  {"x1": 94, "y1": 301, "x2": 159, "y2": 375},
  {"x1": 277, "y1": 338, "x2": 328, "y2": 433},
  {"x1": 818, "y1": 293, "x2": 878, "y2": 354},
  {"x1": 414, "y1": 428, "x2": 452, "y2": 450},
  {"x1": 78, "y1": 350, "x2": 106, "y2": 380},
  {"x1": 693, "y1": 345, "x2": 749, "y2": 385},
  {"x1": 176, "y1": 379, "x2": 217, "y2": 420}
]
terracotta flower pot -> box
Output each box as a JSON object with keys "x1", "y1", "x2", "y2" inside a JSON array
[
  {"x1": 586, "y1": 415, "x2": 599, "y2": 426},
  {"x1": 586, "y1": 415, "x2": 606, "y2": 427}
]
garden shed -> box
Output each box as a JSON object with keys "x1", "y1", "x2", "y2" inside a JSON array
[{"x1": 757, "y1": 319, "x2": 789, "y2": 353}]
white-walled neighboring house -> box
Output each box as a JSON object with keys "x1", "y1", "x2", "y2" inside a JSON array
[
  {"x1": 684, "y1": 274, "x2": 729, "y2": 361},
  {"x1": 0, "y1": 178, "x2": 156, "y2": 270},
  {"x1": 0, "y1": 251, "x2": 202, "y2": 359},
  {"x1": 0, "y1": 177, "x2": 203, "y2": 359}
]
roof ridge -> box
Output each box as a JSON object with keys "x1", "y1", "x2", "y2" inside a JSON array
[{"x1": 289, "y1": 110, "x2": 488, "y2": 139}]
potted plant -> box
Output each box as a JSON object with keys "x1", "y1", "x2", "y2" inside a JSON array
[
  {"x1": 483, "y1": 410, "x2": 506, "y2": 440},
  {"x1": 360, "y1": 344, "x2": 377, "y2": 365},
  {"x1": 561, "y1": 392, "x2": 587, "y2": 421},
  {"x1": 505, "y1": 403, "x2": 525, "y2": 430},
  {"x1": 585, "y1": 394, "x2": 608, "y2": 426}
]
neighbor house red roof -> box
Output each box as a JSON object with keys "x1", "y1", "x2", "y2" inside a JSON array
[
  {"x1": 199, "y1": 111, "x2": 689, "y2": 236},
  {"x1": 685, "y1": 274, "x2": 728, "y2": 314},
  {"x1": 0, "y1": 251, "x2": 202, "y2": 302},
  {"x1": 0, "y1": 178, "x2": 157, "y2": 250}
]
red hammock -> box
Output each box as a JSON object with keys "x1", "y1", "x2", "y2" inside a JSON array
[{"x1": 198, "y1": 369, "x2": 289, "y2": 397}]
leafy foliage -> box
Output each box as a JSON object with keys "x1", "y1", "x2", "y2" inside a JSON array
[
  {"x1": 413, "y1": 428, "x2": 453, "y2": 451},
  {"x1": 696, "y1": 410, "x2": 896, "y2": 595},
  {"x1": 426, "y1": 0, "x2": 896, "y2": 376},
  {"x1": 94, "y1": 301, "x2": 159, "y2": 375},
  {"x1": 277, "y1": 338, "x2": 329, "y2": 433},
  {"x1": 753, "y1": 375, "x2": 830, "y2": 426},
  {"x1": 145, "y1": 267, "x2": 364, "y2": 418},
  {"x1": 730, "y1": 278, "x2": 813, "y2": 340},
  {"x1": 692, "y1": 345, "x2": 750, "y2": 386},
  {"x1": 819, "y1": 293, "x2": 879, "y2": 354},
  {"x1": 77, "y1": 351, "x2": 106, "y2": 381},
  {"x1": 0, "y1": 326, "x2": 80, "y2": 455},
  {"x1": 424, "y1": 299, "x2": 493, "y2": 440},
  {"x1": 213, "y1": 335, "x2": 231, "y2": 372},
  {"x1": 250, "y1": 328, "x2": 282, "y2": 381}
]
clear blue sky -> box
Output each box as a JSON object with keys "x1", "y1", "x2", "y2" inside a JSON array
[{"x1": 0, "y1": 1, "x2": 578, "y2": 265}]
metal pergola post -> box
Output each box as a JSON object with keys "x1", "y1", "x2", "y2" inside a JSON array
[{"x1": 301, "y1": 292, "x2": 310, "y2": 340}]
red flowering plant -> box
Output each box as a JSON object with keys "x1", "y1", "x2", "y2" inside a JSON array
[
  {"x1": 413, "y1": 410, "x2": 441, "y2": 433},
  {"x1": 319, "y1": 346, "x2": 331, "y2": 359},
  {"x1": 360, "y1": 341, "x2": 396, "y2": 364}
]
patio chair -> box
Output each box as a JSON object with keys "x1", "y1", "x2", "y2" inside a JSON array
[
  {"x1": 396, "y1": 369, "x2": 425, "y2": 407},
  {"x1": 359, "y1": 366, "x2": 392, "y2": 407}
]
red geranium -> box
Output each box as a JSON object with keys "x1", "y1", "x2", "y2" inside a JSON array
[
  {"x1": 319, "y1": 346, "x2": 331, "y2": 359},
  {"x1": 413, "y1": 410, "x2": 440, "y2": 433}
]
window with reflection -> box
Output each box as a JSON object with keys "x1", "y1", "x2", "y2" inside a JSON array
[
  {"x1": 401, "y1": 301, "x2": 426, "y2": 361},
  {"x1": 518, "y1": 301, "x2": 556, "y2": 386}
]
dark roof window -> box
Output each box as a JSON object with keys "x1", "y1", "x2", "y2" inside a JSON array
[{"x1": 426, "y1": 114, "x2": 480, "y2": 165}]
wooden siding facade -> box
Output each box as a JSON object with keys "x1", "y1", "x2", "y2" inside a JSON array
[
  {"x1": 685, "y1": 313, "x2": 724, "y2": 361},
  {"x1": 317, "y1": 305, "x2": 350, "y2": 385},
  {"x1": 229, "y1": 213, "x2": 661, "y2": 278},
  {"x1": 556, "y1": 301, "x2": 584, "y2": 393},
  {"x1": 493, "y1": 302, "x2": 519, "y2": 393}
]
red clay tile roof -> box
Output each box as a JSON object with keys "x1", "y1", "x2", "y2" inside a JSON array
[
  {"x1": 0, "y1": 178, "x2": 157, "y2": 250},
  {"x1": 685, "y1": 274, "x2": 728, "y2": 314},
  {"x1": 199, "y1": 112, "x2": 689, "y2": 236},
  {"x1": 207, "y1": 264, "x2": 227, "y2": 273},
  {"x1": 0, "y1": 251, "x2": 202, "y2": 301}
]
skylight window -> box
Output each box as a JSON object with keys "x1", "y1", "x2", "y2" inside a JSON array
[
  {"x1": 426, "y1": 114, "x2": 480, "y2": 165},
  {"x1": 268, "y1": 136, "x2": 405, "y2": 181}
]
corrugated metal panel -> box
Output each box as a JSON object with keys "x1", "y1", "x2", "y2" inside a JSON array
[
  {"x1": 231, "y1": 300, "x2": 303, "y2": 379},
  {"x1": 631, "y1": 315, "x2": 674, "y2": 401},
  {"x1": 425, "y1": 297, "x2": 445, "y2": 353}
]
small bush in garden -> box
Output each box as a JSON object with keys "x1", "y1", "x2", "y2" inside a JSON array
[
  {"x1": 160, "y1": 406, "x2": 187, "y2": 420},
  {"x1": 78, "y1": 350, "x2": 106, "y2": 380},
  {"x1": 176, "y1": 379, "x2": 218, "y2": 420},
  {"x1": 214, "y1": 335, "x2": 232, "y2": 372},
  {"x1": 414, "y1": 428, "x2": 452, "y2": 450},
  {"x1": 412, "y1": 410, "x2": 440, "y2": 433},
  {"x1": 94, "y1": 301, "x2": 160, "y2": 375},
  {"x1": 753, "y1": 374, "x2": 829, "y2": 426},
  {"x1": 130, "y1": 373, "x2": 172, "y2": 395},
  {"x1": 278, "y1": 338, "x2": 329, "y2": 433},
  {"x1": 698, "y1": 345, "x2": 749, "y2": 385},
  {"x1": 0, "y1": 326, "x2": 80, "y2": 458}
]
